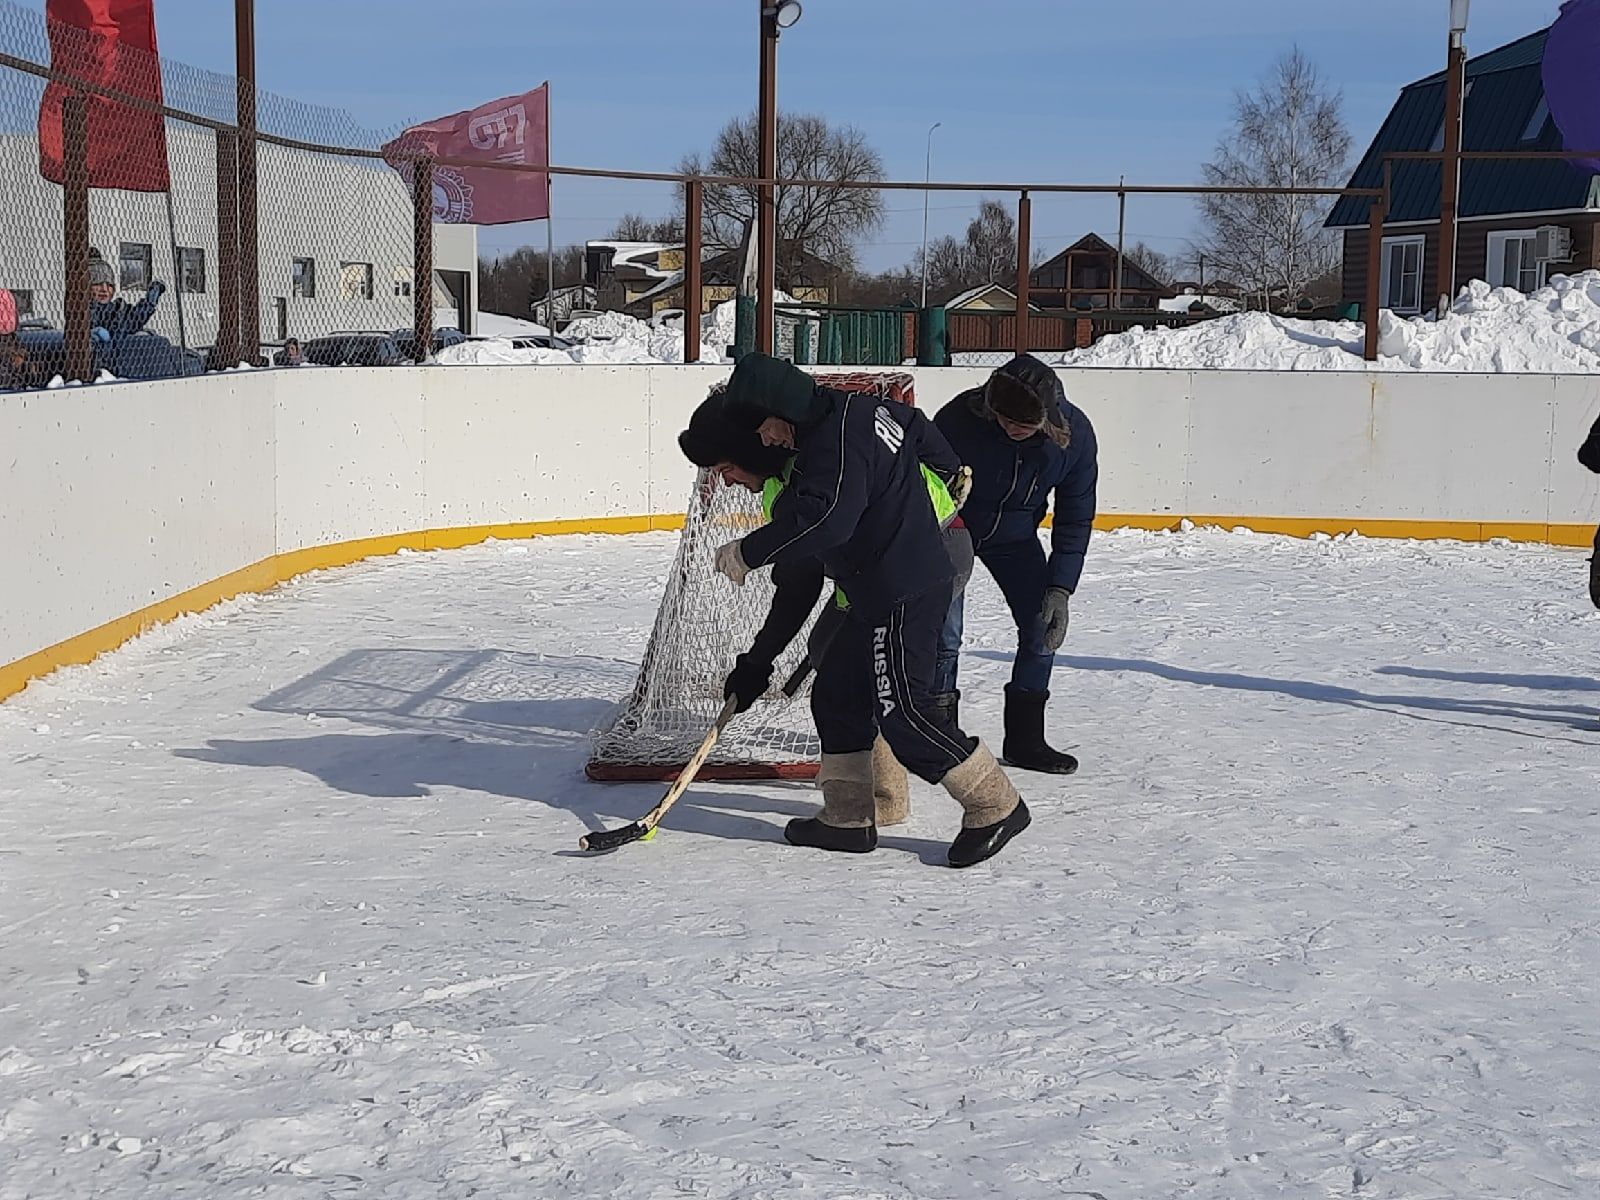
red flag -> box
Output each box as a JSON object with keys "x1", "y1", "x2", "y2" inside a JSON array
[
  {"x1": 383, "y1": 85, "x2": 550, "y2": 226},
  {"x1": 38, "y1": 0, "x2": 171, "y2": 193}
]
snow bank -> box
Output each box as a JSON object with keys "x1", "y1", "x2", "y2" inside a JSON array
[
  {"x1": 436, "y1": 294, "x2": 803, "y2": 367},
  {"x1": 1009, "y1": 271, "x2": 1600, "y2": 373}
]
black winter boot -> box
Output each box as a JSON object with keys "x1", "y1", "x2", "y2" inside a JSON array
[
  {"x1": 784, "y1": 818, "x2": 877, "y2": 853},
  {"x1": 948, "y1": 798, "x2": 1031, "y2": 869},
  {"x1": 1001, "y1": 686, "x2": 1079, "y2": 775}
]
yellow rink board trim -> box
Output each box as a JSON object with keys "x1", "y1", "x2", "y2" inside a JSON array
[
  {"x1": 2, "y1": 510, "x2": 1594, "y2": 703},
  {"x1": 0, "y1": 513, "x2": 687, "y2": 704}
]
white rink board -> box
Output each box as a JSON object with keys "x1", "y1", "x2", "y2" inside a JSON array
[{"x1": 6, "y1": 362, "x2": 1600, "y2": 672}]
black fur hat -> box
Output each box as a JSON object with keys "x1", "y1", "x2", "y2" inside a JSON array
[
  {"x1": 984, "y1": 370, "x2": 1047, "y2": 427},
  {"x1": 678, "y1": 392, "x2": 793, "y2": 478}
]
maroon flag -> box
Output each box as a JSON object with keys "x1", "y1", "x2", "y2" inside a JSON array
[
  {"x1": 384, "y1": 85, "x2": 551, "y2": 225},
  {"x1": 38, "y1": 0, "x2": 171, "y2": 193}
]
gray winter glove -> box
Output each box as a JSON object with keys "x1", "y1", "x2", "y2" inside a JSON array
[{"x1": 1040, "y1": 587, "x2": 1071, "y2": 652}]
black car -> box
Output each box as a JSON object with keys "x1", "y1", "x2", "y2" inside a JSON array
[
  {"x1": 300, "y1": 332, "x2": 403, "y2": 367},
  {"x1": 392, "y1": 325, "x2": 467, "y2": 362}
]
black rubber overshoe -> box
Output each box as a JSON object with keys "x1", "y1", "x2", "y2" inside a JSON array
[
  {"x1": 1001, "y1": 687, "x2": 1079, "y2": 775},
  {"x1": 784, "y1": 817, "x2": 878, "y2": 854},
  {"x1": 947, "y1": 799, "x2": 1031, "y2": 868}
]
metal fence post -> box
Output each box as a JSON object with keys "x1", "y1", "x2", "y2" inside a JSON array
[
  {"x1": 412, "y1": 155, "x2": 434, "y2": 361},
  {"x1": 684, "y1": 180, "x2": 702, "y2": 364},
  {"x1": 215, "y1": 128, "x2": 240, "y2": 368},
  {"x1": 1364, "y1": 173, "x2": 1389, "y2": 364},
  {"x1": 236, "y1": 0, "x2": 260, "y2": 364},
  {"x1": 62, "y1": 92, "x2": 92, "y2": 384},
  {"x1": 1014, "y1": 190, "x2": 1032, "y2": 355}
]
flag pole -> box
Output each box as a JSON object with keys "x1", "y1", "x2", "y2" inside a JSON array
[
  {"x1": 544, "y1": 83, "x2": 554, "y2": 330},
  {"x1": 163, "y1": 189, "x2": 189, "y2": 354}
]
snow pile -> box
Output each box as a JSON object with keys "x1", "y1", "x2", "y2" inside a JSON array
[
  {"x1": 434, "y1": 340, "x2": 573, "y2": 366},
  {"x1": 1013, "y1": 271, "x2": 1600, "y2": 373},
  {"x1": 1046, "y1": 310, "x2": 1369, "y2": 371},
  {"x1": 435, "y1": 293, "x2": 800, "y2": 366},
  {"x1": 1158, "y1": 292, "x2": 1241, "y2": 314},
  {"x1": 1374, "y1": 273, "x2": 1600, "y2": 371}
]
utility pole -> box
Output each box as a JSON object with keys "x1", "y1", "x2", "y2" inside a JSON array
[
  {"x1": 919, "y1": 121, "x2": 940, "y2": 309},
  {"x1": 1439, "y1": 0, "x2": 1471, "y2": 314}
]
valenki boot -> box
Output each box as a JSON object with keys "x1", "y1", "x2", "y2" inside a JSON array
[
  {"x1": 941, "y1": 742, "x2": 1031, "y2": 868},
  {"x1": 785, "y1": 749, "x2": 877, "y2": 853},
  {"x1": 871, "y1": 735, "x2": 911, "y2": 827}
]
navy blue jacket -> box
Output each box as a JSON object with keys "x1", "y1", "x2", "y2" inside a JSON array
[
  {"x1": 740, "y1": 387, "x2": 961, "y2": 613},
  {"x1": 91, "y1": 292, "x2": 160, "y2": 339},
  {"x1": 934, "y1": 357, "x2": 1098, "y2": 592}
]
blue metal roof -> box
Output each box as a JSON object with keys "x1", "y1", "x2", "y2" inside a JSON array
[{"x1": 1326, "y1": 27, "x2": 1596, "y2": 228}]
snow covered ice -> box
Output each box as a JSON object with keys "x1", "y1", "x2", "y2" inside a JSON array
[{"x1": 3, "y1": 528, "x2": 1600, "y2": 1197}]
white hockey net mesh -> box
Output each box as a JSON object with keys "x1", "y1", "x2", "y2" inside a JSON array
[{"x1": 587, "y1": 371, "x2": 916, "y2": 781}]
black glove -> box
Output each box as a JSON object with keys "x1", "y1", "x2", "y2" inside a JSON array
[{"x1": 724, "y1": 653, "x2": 773, "y2": 713}]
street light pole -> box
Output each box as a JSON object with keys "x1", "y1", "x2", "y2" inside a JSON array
[
  {"x1": 756, "y1": 4, "x2": 778, "y2": 354},
  {"x1": 1439, "y1": 0, "x2": 1470, "y2": 315},
  {"x1": 919, "y1": 121, "x2": 941, "y2": 309}
]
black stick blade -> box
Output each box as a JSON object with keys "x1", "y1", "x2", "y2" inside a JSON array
[{"x1": 579, "y1": 821, "x2": 653, "y2": 853}]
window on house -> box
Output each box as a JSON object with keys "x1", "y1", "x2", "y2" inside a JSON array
[
  {"x1": 1522, "y1": 96, "x2": 1551, "y2": 142},
  {"x1": 1486, "y1": 230, "x2": 1542, "y2": 292},
  {"x1": 178, "y1": 247, "x2": 205, "y2": 294},
  {"x1": 291, "y1": 257, "x2": 316, "y2": 299},
  {"x1": 9, "y1": 289, "x2": 34, "y2": 316},
  {"x1": 339, "y1": 261, "x2": 374, "y2": 301},
  {"x1": 119, "y1": 242, "x2": 152, "y2": 290},
  {"x1": 1429, "y1": 80, "x2": 1475, "y2": 152},
  {"x1": 394, "y1": 279, "x2": 412, "y2": 297},
  {"x1": 1379, "y1": 235, "x2": 1425, "y2": 314}
]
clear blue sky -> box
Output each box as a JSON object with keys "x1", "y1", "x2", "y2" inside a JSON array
[{"x1": 15, "y1": 0, "x2": 1562, "y2": 272}]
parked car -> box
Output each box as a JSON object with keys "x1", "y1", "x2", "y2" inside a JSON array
[
  {"x1": 392, "y1": 325, "x2": 467, "y2": 362},
  {"x1": 506, "y1": 333, "x2": 575, "y2": 352},
  {"x1": 7, "y1": 323, "x2": 202, "y2": 385},
  {"x1": 301, "y1": 331, "x2": 403, "y2": 367}
]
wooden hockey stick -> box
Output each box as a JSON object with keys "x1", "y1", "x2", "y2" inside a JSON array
[{"x1": 579, "y1": 696, "x2": 740, "y2": 852}]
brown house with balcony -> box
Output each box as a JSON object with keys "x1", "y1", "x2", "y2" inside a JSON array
[
  {"x1": 1028, "y1": 234, "x2": 1175, "y2": 311},
  {"x1": 1326, "y1": 26, "x2": 1600, "y2": 315}
]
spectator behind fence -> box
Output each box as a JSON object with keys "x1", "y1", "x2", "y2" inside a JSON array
[
  {"x1": 88, "y1": 256, "x2": 165, "y2": 376},
  {"x1": 279, "y1": 337, "x2": 304, "y2": 366}
]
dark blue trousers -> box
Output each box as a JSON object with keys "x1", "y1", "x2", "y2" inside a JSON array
[{"x1": 934, "y1": 537, "x2": 1054, "y2": 695}]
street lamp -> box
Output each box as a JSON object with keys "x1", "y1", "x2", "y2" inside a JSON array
[
  {"x1": 765, "y1": 1, "x2": 802, "y2": 29},
  {"x1": 920, "y1": 121, "x2": 941, "y2": 309},
  {"x1": 755, "y1": 1, "x2": 802, "y2": 353},
  {"x1": 1439, "y1": 0, "x2": 1470, "y2": 314}
]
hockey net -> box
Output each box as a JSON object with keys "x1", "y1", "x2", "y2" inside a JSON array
[{"x1": 586, "y1": 371, "x2": 916, "y2": 782}]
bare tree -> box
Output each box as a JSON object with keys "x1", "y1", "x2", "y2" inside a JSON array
[
  {"x1": 1124, "y1": 241, "x2": 1175, "y2": 286},
  {"x1": 609, "y1": 212, "x2": 684, "y2": 242},
  {"x1": 1199, "y1": 47, "x2": 1351, "y2": 310},
  {"x1": 918, "y1": 199, "x2": 1020, "y2": 301},
  {"x1": 479, "y1": 244, "x2": 585, "y2": 316},
  {"x1": 680, "y1": 112, "x2": 885, "y2": 278}
]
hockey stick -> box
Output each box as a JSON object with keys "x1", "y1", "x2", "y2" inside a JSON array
[{"x1": 579, "y1": 696, "x2": 740, "y2": 852}]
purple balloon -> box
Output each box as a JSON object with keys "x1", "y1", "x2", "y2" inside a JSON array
[{"x1": 1544, "y1": 0, "x2": 1600, "y2": 173}]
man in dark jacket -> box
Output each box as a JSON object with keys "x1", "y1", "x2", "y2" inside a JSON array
[
  {"x1": 678, "y1": 353, "x2": 1029, "y2": 868},
  {"x1": 932, "y1": 353, "x2": 1098, "y2": 774}
]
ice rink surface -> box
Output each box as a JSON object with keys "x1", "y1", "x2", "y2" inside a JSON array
[{"x1": 3, "y1": 527, "x2": 1598, "y2": 1198}]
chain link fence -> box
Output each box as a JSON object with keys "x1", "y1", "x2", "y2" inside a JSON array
[{"x1": 0, "y1": 0, "x2": 426, "y2": 386}]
